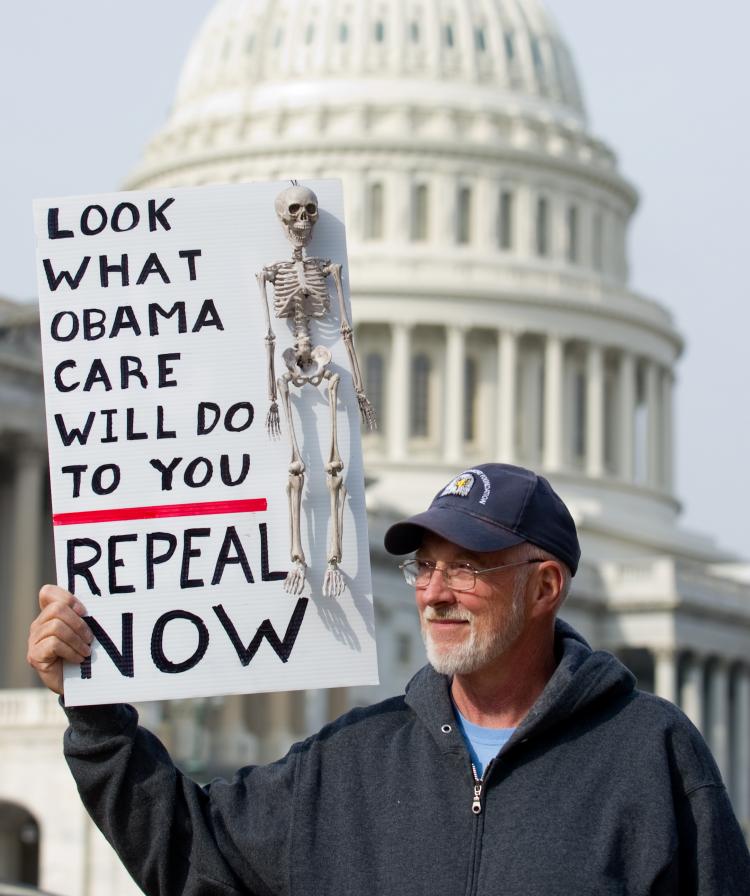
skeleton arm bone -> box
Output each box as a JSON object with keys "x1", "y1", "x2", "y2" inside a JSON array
[
  {"x1": 324, "y1": 262, "x2": 377, "y2": 430},
  {"x1": 256, "y1": 268, "x2": 281, "y2": 437}
]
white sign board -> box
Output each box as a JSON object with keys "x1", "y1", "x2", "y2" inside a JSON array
[{"x1": 33, "y1": 180, "x2": 379, "y2": 706}]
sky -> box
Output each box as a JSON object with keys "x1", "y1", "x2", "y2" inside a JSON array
[{"x1": 1, "y1": 1, "x2": 748, "y2": 557}]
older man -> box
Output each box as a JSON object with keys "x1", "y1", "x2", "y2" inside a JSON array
[{"x1": 28, "y1": 463, "x2": 750, "y2": 894}]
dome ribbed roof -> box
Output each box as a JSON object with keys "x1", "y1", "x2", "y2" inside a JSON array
[{"x1": 169, "y1": 0, "x2": 586, "y2": 131}]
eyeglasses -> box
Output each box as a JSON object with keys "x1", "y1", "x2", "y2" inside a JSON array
[{"x1": 399, "y1": 557, "x2": 544, "y2": 592}]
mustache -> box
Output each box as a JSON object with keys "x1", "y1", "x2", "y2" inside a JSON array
[{"x1": 423, "y1": 607, "x2": 472, "y2": 622}]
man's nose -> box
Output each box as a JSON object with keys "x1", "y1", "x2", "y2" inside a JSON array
[{"x1": 421, "y1": 565, "x2": 456, "y2": 604}]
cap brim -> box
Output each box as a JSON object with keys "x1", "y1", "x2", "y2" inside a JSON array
[{"x1": 383, "y1": 508, "x2": 525, "y2": 555}]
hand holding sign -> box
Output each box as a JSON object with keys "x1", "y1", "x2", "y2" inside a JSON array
[{"x1": 28, "y1": 585, "x2": 92, "y2": 696}]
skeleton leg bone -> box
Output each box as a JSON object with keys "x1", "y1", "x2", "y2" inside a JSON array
[
  {"x1": 323, "y1": 371, "x2": 347, "y2": 598},
  {"x1": 278, "y1": 373, "x2": 307, "y2": 594}
]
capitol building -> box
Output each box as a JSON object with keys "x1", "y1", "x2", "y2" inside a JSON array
[{"x1": 1, "y1": 0, "x2": 749, "y2": 891}]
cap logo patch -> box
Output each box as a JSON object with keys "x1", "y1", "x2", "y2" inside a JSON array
[
  {"x1": 441, "y1": 473, "x2": 475, "y2": 498},
  {"x1": 466, "y1": 468, "x2": 491, "y2": 505}
]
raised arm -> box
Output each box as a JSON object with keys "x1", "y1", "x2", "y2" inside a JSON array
[
  {"x1": 28, "y1": 585, "x2": 296, "y2": 896},
  {"x1": 257, "y1": 267, "x2": 281, "y2": 438},
  {"x1": 324, "y1": 261, "x2": 376, "y2": 430}
]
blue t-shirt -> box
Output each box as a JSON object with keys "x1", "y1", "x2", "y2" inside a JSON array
[{"x1": 453, "y1": 706, "x2": 515, "y2": 779}]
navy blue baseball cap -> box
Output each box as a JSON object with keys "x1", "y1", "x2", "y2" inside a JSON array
[{"x1": 383, "y1": 463, "x2": 580, "y2": 575}]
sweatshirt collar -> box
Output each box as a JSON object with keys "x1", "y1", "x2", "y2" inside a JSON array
[{"x1": 405, "y1": 619, "x2": 635, "y2": 751}]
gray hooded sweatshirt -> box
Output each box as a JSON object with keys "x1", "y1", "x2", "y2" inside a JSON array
[{"x1": 63, "y1": 621, "x2": 750, "y2": 895}]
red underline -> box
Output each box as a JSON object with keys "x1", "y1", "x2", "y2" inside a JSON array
[{"x1": 53, "y1": 498, "x2": 267, "y2": 526}]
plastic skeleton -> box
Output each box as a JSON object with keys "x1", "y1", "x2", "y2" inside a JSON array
[{"x1": 257, "y1": 185, "x2": 376, "y2": 597}]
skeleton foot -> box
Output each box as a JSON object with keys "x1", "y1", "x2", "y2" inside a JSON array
[
  {"x1": 266, "y1": 402, "x2": 281, "y2": 438},
  {"x1": 323, "y1": 561, "x2": 345, "y2": 598},
  {"x1": 284, "y1": 560, "x2": 307, "y2": 595}
]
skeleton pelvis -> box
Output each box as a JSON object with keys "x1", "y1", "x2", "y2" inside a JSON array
[{"x1": 282, "y1": 344, "x2": 332, "y2": 386}]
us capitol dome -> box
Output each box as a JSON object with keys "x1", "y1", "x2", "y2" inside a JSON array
[
  {"x1": 0, "y1": 3, "x2": 748, "y2": 890},
  {"x1": 128, "y1": 0, "x2": 684, "y2": 562}
]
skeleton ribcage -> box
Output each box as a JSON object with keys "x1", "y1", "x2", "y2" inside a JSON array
[{"x1": 271, "y1": 261, "x2": 331, "y2": 318}]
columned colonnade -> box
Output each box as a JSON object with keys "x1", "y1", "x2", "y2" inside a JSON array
[
  {"x1": 0, "y1": 445, "x2": 49, "y2": 688},
  {"x1": 652, "y1": 649, "x2": 750, "y2": 826},
  {"x1": 368, "y1": 321, "x2": 674, "y2": 490}
]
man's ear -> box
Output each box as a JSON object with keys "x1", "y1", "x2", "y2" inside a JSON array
[{"x1": 530, "y1": 561, "x2": 565, "y2": 617}]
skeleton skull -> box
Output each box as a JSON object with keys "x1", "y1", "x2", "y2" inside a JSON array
[{"x1": 275, "y1": 185, "x2": 319, "y2": 248}]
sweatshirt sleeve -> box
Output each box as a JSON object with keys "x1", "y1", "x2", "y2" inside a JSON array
[
  {"x1": 676, "y1": 782, "x2": 750, "y2": 894},
  {"x1": 63, "y1": 702, "x2": 297, "y2": 896},
  {"x1": 665, "y1": 712, "x2": 750, "y2": 894}
]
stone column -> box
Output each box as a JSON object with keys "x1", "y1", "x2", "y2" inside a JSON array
[
  {"x1": 543, "y1": 334, "x2": 564, "y2": 471},
  {"x1": 476, "y1": 176, "x2": 498, "y2": 250},
  {"x1": 619, "y1": 351, "x2": 636, "y2": 481},
  {"x1": 445, "y1": 325, "x2": 466, "y2": 464},
  {"x1": 328, "y1": 687, "x2": 349, "y2": 722},
  {"x1": 586, "y1": 342, "x2": 605, "y2": 477},
  {"x1": 266, "y1": 691, "x2": 294, "y2": 761},
  {"x1": 215, "y1": 695, "x2": 258, "y2": 768},
  {"x1": 437, "y1": 172, "x2": 458, "y2": 246},
  {"x1": 305, "y1": 688, "x2": 329, "y2": 735},
  {"x1": 497, "y1": 329, "x2": 518, "y2": 462},
  {"x1": 709, "y1": 660, "x2": 730, "y2": 782},
  {"x1": 645, "y1": 361, "x2": 661, "y2": 489},
  {"x1": 7, "y1": 446, "x2": 45, "y2": 687},
  {"x1": 387, "y1": 169, "x2": 411, "y2": 244},
  {"x1": 681, "y1": 654, "x2": 705, "y2": 733},
  {"x1": 733, "y1": 666, "x2": 750, "y2": 827},
  {"x1": 654, "y1": 647, "x2": 677, "y2": 705},
  {"x1": 515, "y1": 183, "x2": 533, "y2": 259},
  {"x1": 388, "y1": 322, "x2": 411, "y2": 461}
]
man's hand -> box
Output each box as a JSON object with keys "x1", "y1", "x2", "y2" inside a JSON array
[{"x1": 27, "y1": 585, "x2": 92, "y2": 696}]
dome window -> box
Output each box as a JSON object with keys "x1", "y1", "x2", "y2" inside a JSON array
[
  {"x1": 339, "y1": 22, "x2": 349, "y2": 43},
  {"x1": 444, "y1": 24, "x2": 454, "y2": 48},
  {"x1": 411, "y1": 183, "x2": 429, "y2": 241},
  {"x1": 274, "y1": 28, "x2": 284, "y2": 48},
  {"x1": 504, "y1": 31, "x2": 515, "y2": 61},
  {"x1": 531, "y1": 36, "x2": 544, "y2": 77},
  {"x1": 410, "y1": 353, "x2": 432, "y2": 438},
  {"x1": 410, "y1": 21, "x2": 420, "y2": 43},
  {"x1": 475, "y1": 27, "x2": 486, "y2": 52},
  {"x1": 365, "y1": 182, "x2": 384, "y2": 240},
  {"x1": 464, "y1": 356, "x2": 479, "y2": 441},
  {"x1": 566, "y1": 205, "x2": 579, "y2": 263},
  {"x1": 305, "y1": 23, "x2": 315, "y2": 45},
  {"x1": 572, "y1": 365, "x2": 586, "y2": 461},
  {"x1": 498, "y1": 190, "x2": 514, "y2": 250},
  {"x1": 374, "y1": 20, "x2": 385, "y2": 43},
  {"x1": 535, "y1": 196, "x2": 549, "y2": 257},
  {"x1": 245, "y1": 34, "x2": 255, "y2": 55},
  {"x1": 604, "y1": 365, "x2": 618, "y2": 474},
  {"x1": 592, "y1": 209, "x2": 604, "y2": 271},
  {"x1": 457, "y1": 186, "x2": 472, "y2": 245}
]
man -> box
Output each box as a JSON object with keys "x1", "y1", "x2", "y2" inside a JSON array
[{"x1": 28, "y1": 463, "x2": 750, "y2": 894}]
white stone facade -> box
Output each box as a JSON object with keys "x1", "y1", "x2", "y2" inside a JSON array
[{"x1": 1, "y1": 0, "x2": 748, "y2": 889}]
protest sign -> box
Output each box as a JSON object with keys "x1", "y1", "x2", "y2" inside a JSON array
[{"x1": 33, "y1": 180, "x2": 379, "y2": 706}]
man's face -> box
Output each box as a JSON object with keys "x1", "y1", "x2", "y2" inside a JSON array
[{"x1": 414, "y1": 534, "x2": 532, "y2": 677}]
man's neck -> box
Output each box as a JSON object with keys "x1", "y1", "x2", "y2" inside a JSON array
[{"x1": 450, "y1": 630, "x2": 557, "y2": 728}]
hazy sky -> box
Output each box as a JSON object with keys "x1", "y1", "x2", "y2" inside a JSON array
[{"x1": 1, "y1": 1, "x2": 747, "y2": 557}]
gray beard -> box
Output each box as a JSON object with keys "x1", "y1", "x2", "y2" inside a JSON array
[{"x1": 420, "y1": 580, "x2": 527, "y2": 677}]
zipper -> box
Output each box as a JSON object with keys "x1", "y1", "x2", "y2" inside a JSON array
[
  {"x1": 470, "y1": 763, "x2": 483, "y2": 815},
  {"x1": 470, "y1": 757, "x2": 496, "y2": 815}
]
